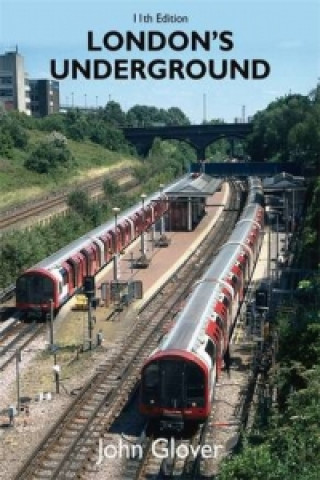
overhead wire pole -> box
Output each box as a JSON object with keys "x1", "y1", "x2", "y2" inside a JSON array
[
  {"x1": 16, "y1": 350, "x2": 21, "y2": 414},
  {"x1": 49, "y1": 299, "x2": 60, "y2": 394},
  {"x1": 87, "y1": 297, "x2": 93, "y2": 351},
  {"x1": 49, "y1": 299, "x2": 54, "y2": 348}
]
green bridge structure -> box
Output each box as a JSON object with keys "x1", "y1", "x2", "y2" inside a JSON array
[{"x1": 122, "y1": 123, "x2": 252, "y2": 160}]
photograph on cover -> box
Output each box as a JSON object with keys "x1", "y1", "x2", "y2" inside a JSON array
[{"x1": 0, "y1": 1, "x2": 319, "y2": 479}]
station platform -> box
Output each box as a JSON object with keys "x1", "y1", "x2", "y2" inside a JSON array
[{"x1": 54, "y1": 182, "x2": 230, "y2": 347}]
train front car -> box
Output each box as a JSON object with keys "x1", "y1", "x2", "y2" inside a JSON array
[
  {"x1": 141, "y1": 351, "x2": 210, "y2": 431},
  {"x1": 140, "y1": 272, "x2": 224, "y2": 431},
  {"x1": 16, "y1": 266, "x2": 67, "y2": 315}
]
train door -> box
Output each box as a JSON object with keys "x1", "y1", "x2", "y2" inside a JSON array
[
  {"x1": 61, "y1": 261, "x2": 74, "y2": 295},
  {"x1": 101, "y1": 232, "x2": 113, "y2": 262},
  {"x1": 67, "y1": 253, "x2": 85, "y2": 290},
  {"x1": 127, "y1": 218, "x2": 135, "y2": 243},
  {"x1": 204, "y1": 337, "x2": 217, "y2": 396},
  {"x1": 94, "y1": 238, "x2": 104, "y2": 269}
]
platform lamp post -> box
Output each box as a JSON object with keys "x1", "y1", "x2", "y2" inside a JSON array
[
  {"x1": 159, "y1": 184, "x2": 165, "y2": 237},
  {"x1": 112, "y1": 207, "x2": 120, "y2": 282},
  {"x1": 140, "y1": 193, "x2": 147, "y2": 257}
]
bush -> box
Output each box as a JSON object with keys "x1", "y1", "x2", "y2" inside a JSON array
[{"x1": 24, "y1": 132, "x2": 73, "y2": 173}]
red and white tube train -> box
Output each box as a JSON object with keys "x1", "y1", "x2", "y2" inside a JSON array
[
  {"x1": 139, "y1": 177, "x2": 264, "y2": 430},
  {"x1": 15, "y1": 187, "x2": 170, "y2": 314}
]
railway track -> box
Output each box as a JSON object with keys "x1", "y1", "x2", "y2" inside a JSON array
[
  {"x1": 13, "y1": 181, "x2": 242, "y2": 480},
  {"x1": 0, "y1": 284, "x2": 16, "y2": 305},
  {"x1": 0, "y1": 318, "x2": 44, "y2": 373},
  {"x1": 0, "y1": 167, "x2": 134, "y2": 231}
]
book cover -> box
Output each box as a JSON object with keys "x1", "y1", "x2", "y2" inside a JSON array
[{"x1": 1, "y1": 0, "x2": 318, "y2": 123}]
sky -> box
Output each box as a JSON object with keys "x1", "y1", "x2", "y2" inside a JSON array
[{"x1": 0, "y1": 0, "x2": 319, "y2": 123}]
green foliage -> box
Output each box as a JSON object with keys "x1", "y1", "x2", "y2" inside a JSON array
[
  {"x1": 247, "y1": 92, "x2": 317, "y2": 164},
  {"x1": 296, "y1": 177, "x2": 320, "y2": 267},
  {"x1": 219, "y1": 271, "x2": 320, "y2": 479},
  {"x1": 97, "y1": 101, "x2": 126, "y2": 126},
  {"x1": 0, "y1": 126, "x2": 14, "y2": 156},
  {"x1": 132, "y1": 138, "x2": 192, "y2": 192},
  {"x1": 102, "y1": 178, "x2": 120, "y2": 197},
  {"x1": 0, "y1": 111, "x2": 28, "y2": 156},
  {"x1": 24, "y1": 132, "x2": 74, "y2": 173},
  {"x1": 126, "y1": 104, "x2": 190, "y2": 127}
]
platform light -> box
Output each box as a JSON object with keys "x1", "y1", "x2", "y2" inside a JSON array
[
  {"x1": 112, "y1": 207, "x2": 121, "y2": 282},
  {"x1": 140, "y1": 194, "x2": 147, "y2": 257}
]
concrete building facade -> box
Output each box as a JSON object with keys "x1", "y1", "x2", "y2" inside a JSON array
[
  {"x1": 0, "y1": 50, "x2": 31, "y2": 115},
  {"x1": 29, "y1": 79, "x2": 60, "y2": 117}
]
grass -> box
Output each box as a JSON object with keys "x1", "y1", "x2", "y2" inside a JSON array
[{"x1": 0, "y1": 128, "x2": 139, "y2": 210}]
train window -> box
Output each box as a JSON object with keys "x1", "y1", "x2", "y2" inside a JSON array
[
  {"x1": 218, "y1": 293, "x2": 229, "y2": 307},
  {"x1": 215, "y1": 315, "x2": 224, "y2": 333},
  {"x1": 142, "y1": 363, "x2": 160, "y2": 405},
  {"x1": 185, "y1": 363, "x2": 205, "y2": 407},
  {"x1": 160, "y1": 360, "x2": 185, "y2": 408},
  {"x1": 144, "y1": 363, "x2": 159, "y2": 388},
  {"x1": 61, "y1": 268, "x2": 68, "y2": 285}
]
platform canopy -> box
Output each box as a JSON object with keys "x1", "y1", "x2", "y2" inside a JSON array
[
  {"x1": 165, "y1": 174, "x2": 222, "y2": 198},
  {"x1": 262, "y1": 172, "x2": 305, "y2": 191}
]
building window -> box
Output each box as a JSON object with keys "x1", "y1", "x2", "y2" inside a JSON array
[
  {"x1": 0, "y1": 77, "x2": 12, "y2": 85},
  {"x1": 0, "y1": 89, "x2": 13, "y2": 97}
]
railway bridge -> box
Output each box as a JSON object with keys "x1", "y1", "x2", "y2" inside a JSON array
[{"x1": 122, "y1": 123, "x2": 252, "y2": 160}]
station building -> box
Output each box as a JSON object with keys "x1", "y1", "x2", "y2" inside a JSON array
[{"x1": 166, "y1": 173, "x2": 222, "y2": 231}]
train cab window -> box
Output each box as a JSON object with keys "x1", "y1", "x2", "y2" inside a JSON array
[
  {"x1": 160, "y1": 360, "x2": 185, "y2": 408},
  {"x1": 185, "y1": 363, "x2": 205, "y2": 407},
  {"x1": 16, "y1": 274, "x2": 54, "y2": 304},
  {"x1": 143, "y1": 363, "x2": 160, "y2": 405}
]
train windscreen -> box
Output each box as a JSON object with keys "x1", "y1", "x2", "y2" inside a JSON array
[
  {"x1": 142, "y1": 359, "x2": 205, "y2": 408},
  {"x1": 16, "y1": 274, "x2": 54, "y2": 304}
]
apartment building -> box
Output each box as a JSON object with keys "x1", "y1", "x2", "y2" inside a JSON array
[
  {"x1": 0, "y1": 49, "x2": 59, "y2": 117},
  {"x1": 0, "y1": 49, "x2": 31, "y2": 114},
  {"x1": 29, "y1": 79, "x2": 60, "y2": 117}
]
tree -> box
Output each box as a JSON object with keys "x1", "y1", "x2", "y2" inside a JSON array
[
  {"x1": 247, "y1": 94, "x2": 312, "y2": 162},
  {"x1": 99, "y1": 101, "x2": 126, "y2": 127},
  {"x1": 166, "y1": 107, "x2": 190, "y2": 125},
  {"x1": 24, "y1": 132, "x2": 73, "y2": 173}
]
